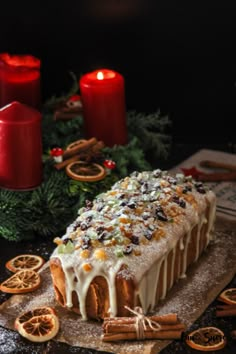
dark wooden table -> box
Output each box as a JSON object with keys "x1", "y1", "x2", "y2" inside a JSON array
[{"x1": 1, "y1": 143, "x2": 236, "y2": 354}]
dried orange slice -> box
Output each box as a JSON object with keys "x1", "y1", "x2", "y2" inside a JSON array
[
  {"x1": 185, "y1": 326, "x2": 226, "y2": 351},
  {"x1": 15, "y1": 306, "x2": 56, "y2": 330},
  {"x1": 16, "y1": 314, "x2": 59, "y2": 342},
  {"x1": 218, "y1": 288, "x2": 236, "y2": 305},
  {"x1": 0, "y1": 270, "x2": 41, "y2": 294},
  {"x1": 66, "y1": 161, "x2": 106, "y2": 182},
  {"x1": 6, "y1": 254, "x2": 45, "y2": 273}
]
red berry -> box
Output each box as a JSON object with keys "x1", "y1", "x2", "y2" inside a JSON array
[
  {"x1": 50, "y1": 147, "x2": 64, "y2": 157},
  {"x1": 103, "y1": 159, "x2": 116, "y2": 170}
]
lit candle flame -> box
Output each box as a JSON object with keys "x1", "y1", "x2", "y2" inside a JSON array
[{"x1": 97, "y1": 71, "x2": 104, "y2": 80}]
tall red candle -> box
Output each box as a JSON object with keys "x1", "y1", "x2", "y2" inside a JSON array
[
  {"x1": 80, "y1": 69, "x2": 127, "y2": 147},
  {"x1": 0, "y1": 101, "x2": 42, "y2": 190},
  {"x1": 0, "y1": 53, "x2": 41, "y2": 109}
]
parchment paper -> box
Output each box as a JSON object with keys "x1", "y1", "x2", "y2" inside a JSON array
[
  {"x1": 170, "y1": 149, "x2": 236, "y2": 222},
  {"x1": 0, "y1": 220, "x2": 236, "y2": 354}
]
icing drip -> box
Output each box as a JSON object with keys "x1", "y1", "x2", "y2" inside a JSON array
[
  {"x1": 194, "y1": 216, "x2": 207, "y2": 262},
  {"x1": 205, "y1": 195, "x2": 217, "y2": 245},
  {"x1": 160, "y1": 256, "x2": 168, "y2": 299},
  {"x1": 170, "y1": 246, "x2": 176, "y2": 289},
  {"x1": 180, "y1": 229, "x2": 192, "y2": 279}
]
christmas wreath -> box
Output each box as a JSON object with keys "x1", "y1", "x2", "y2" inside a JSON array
[{"x1": 0, "y1": 82, "x2": 171, "y2": 242}]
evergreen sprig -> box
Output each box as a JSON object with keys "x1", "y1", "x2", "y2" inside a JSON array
[{"x1": 127, "y1": 111, "x2": 172, "y2": 160}]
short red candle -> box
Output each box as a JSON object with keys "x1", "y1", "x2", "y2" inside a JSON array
[
  {"x1": 0, "y1": 101, "x2": 42, "y2": 190},
  {"x1": 80, "y1": 69, "x2": 127, "y2": 147},
  {"x1": 0, "y1": 53, "x2": 41, "y2": 109}
]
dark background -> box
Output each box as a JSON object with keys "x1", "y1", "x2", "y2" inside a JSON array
[{"x1": 0, "y1": 1, "x2": 236, "y2": 145}]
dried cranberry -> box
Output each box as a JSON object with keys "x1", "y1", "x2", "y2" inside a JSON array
[
  {"x1": 123, "y1": 245, "x2": 133, "y2": 255},
  {"x1": 182, "y1": 185, "x2": 192, "y2": 193},
  {"x1": 63, "y1": 238, "x2": 71, "y2": 245},
  {"x1": 85, "y1": 200, "x2": 93, "y2": 209},
  {"x1": 72, "y1": 221, "x2": 81, "y2": 231},
  {"x1": 172, "y1": 195, "x2": 180, "y2": 203},
  {"x1": 131, "y1": 235, "x2": 139, "y2": 245},
  {"x1": 155, "y1": 206, "x2": 168, "y2": 221},
  {"x1": 127, "y1": 202, "x2": 136, "y2": 209},
  {"x1": 167, "y1": 176, "x2": 177, "y2": 185},
  {"x1": 179, "y1": 199, "x2": 186, "y2": 208},
  {"x1": 96, "y1": 226, "x2": 105, "y2": 235},
  {"x1": 98, "y1": 232, "x2": 107, "y2": 242},
  {"x1": 80, "y1": 222, "x2": 88, "y2": 231},
  {"x1": 144, "y1": 230, "x2": 153, "y2": 240},
  {"x1": 86, "y1": 216, "x2": 93, "y2": 223},
  {"x1": 172, "y1": 195, "x2": 186, "y2": 208},
  {"x1": 196, "y1": 186, "x2": 206, "y2": 194},
  {"x1": 142, "y1": 213, "x2": 150, "y2": 220},
  {"x1": 81, "y1": 237, "x2": 91, "y2": 249},
  {"x1": 97, "y1": 227, "x2": 107, "y2": 242}
]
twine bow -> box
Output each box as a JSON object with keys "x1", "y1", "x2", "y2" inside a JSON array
[{"x1": 124, "y1": 306, "x2": 162, "y2": 340}]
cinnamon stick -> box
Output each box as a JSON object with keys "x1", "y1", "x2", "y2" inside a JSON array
[
  {"x1": 216, "y1": 304, "x2": 236, "y2": 317},
  {"x1": 54, "y1": 154, "x2": 81, "y2": 170},
  {"x1": 200, "y1": 160, "x2": 236, "y2": 172},
  {"x1": 216, "y1": 304, "x2": 236, "y2": 310},
  {"x1": 102, "y1": 329, "x2": 183, "y2": 342},
  {"x1": 198, "y1": 171, "x2": 236, "y2": 182},
  {"x1": 104, "y1": 322, "x2": 185, "y2": 333},
  {"x1": 103, "y1": 313, "x2": 178, "y2": 325},
  {"x1": 63, "y1": 137, "x2": 98, "y2": 159}
]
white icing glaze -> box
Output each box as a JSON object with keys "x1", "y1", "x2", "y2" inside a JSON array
[{"x1": 50, "y1": 170, "x2": 216, "y2": 319}]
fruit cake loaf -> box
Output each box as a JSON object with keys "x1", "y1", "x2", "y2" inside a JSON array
[{"x1": 50, "y1": 170, "x2": 216, "y2": 320}]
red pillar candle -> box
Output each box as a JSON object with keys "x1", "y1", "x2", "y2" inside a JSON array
[
  {"x1": 80, "y1": 69, "x2": 127, "y2": 147},
  {"x1": 0, "y1": 101, "x2": 42, "y2": 190},
  {"x1": 0, "y1": 53, "x2": 41, "y2": 109}
]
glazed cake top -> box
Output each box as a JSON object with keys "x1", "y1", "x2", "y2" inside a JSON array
[{"x1": 51, "y1": 169, "x2": 216, "y2": 283}]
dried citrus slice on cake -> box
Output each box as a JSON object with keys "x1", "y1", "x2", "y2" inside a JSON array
[
  {"x1": 5, "y1": 254, "x2": 45, "y2": 273},
  {"x1": 16, "y1": 314, "x2": 59, "y2": 342},
  {"x1": 66, "y1": 161, "x2": 106, "y2": 182},
  {"x1": 218, "y1": 288, "x2": 236, "y2": 305},
  {"x1": 185, "y1": 326, "x2": 226, "y2": 351},
  {"x1": 0, "y1": 270, "x2": 41, "y2": 293},
  {"x1": 15, "y1": 306, "x2": 56, "y2": 329}
]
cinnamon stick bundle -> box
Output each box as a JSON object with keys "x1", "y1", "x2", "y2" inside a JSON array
[
  {"x1": 102, "y1": 312, "x2": 185, "y2": 342},
  {"x1": 54, "y1": 139, "x2": 105, "y2": 170}
]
